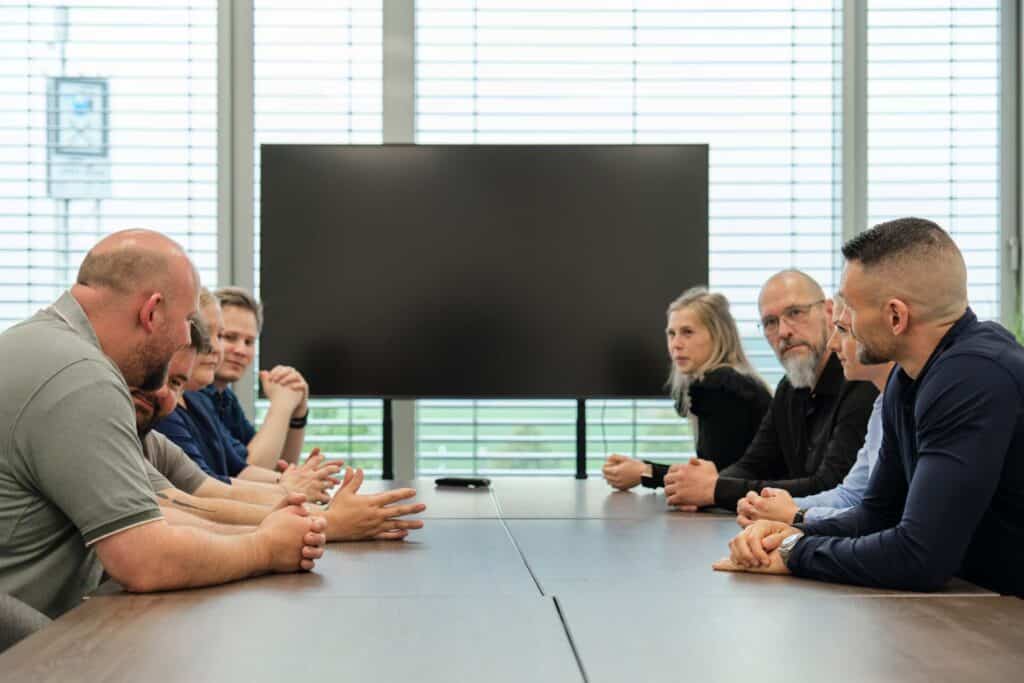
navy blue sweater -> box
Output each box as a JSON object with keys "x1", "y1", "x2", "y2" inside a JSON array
[{"x1": 789, "y1": 309, "x2": 1024, "y2": 596}]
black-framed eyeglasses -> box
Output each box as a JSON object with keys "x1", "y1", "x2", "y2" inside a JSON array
[{"x1": 757, "y1": 299, "x2": 825, "y2": 335}]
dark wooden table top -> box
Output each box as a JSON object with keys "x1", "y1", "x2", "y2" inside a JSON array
[
  {"x1": 1, "y1": 477, "x2": 1009, "y2": 681},
  {"x1": 506, "y1": 516, "x2": 994, "y2": 599},
  {"x1": 1, "y1": 594, "x2": 583, "y2": 683},
  {"x1": 359, "y1": 478, "x2": 500, "y2": 518},
  {"x1": 557, "y1": 592, "x2": 1024, "y2": 683}
]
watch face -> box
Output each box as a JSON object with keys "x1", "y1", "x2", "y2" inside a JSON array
[{"x1": 782, "y1": 532, "x2": 804, "y2": 552}]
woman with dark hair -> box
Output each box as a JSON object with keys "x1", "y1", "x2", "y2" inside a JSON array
[{"x1": 602, "y1": 286, "x2": 772, "y2": 491}]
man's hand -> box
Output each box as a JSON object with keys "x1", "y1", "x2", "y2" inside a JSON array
[
  {"x1": 271, "y1": 491, "x2": 308, "y2": 512},
  {"x1": 736, "y1": 487, "x2": 799, "y2": 528},
  {"x1": 601, "y1": 454, "x2": 645, "y2": 491},
  {"x1": 266, "y1": 365, "x2": 310, "y2": 418},
  {"x1": 324, "y1": 468, "x2": 427, "y2": 542},
  {"x1": 663, "y1": 457, "x2": 718, "y2": 511},
  {"x1": 257, "y1": 503, "x2": 327, "y2": 573},
  {"x1": 723, "y1": 519, "x2": 797, "y2": 569},
  {"x1": 711, "y1": 552, "x2": 789, "y2": 575},
  {"x1": 279, "y1": 450, "x2": 341, "y2": 504},
  {"x1": 259, "y1": 370, "x2": 303, "y2": 413}
]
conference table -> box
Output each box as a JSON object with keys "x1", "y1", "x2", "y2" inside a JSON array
[{"x1": 2, "y1": 478, "x2": 1022, "y2": 682}]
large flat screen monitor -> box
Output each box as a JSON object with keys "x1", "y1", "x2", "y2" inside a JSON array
[{"x1": 260, "y1": 144, "x2": 708, "y2": 398}]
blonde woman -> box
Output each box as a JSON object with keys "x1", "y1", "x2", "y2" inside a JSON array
[{"x1": 603, "y1": 287, "x2": 771, "y2": 491}]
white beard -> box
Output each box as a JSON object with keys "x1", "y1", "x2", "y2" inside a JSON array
[{"x1": 782, "y1": 351, "x2": 820, "y2": 389}]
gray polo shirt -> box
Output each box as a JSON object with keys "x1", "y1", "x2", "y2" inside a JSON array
[
  {"x1": 0, "y1": 292, "x2": 162, "y2": 618},
  {"x1": 142, "y1": 431, "x2": 208, "y2": 495}
]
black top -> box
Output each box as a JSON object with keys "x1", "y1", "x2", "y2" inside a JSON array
[
  {"x1": 713, "y1": 353, "x2": 878, "y2": 509},
  {"x1": 643, "y1": 366, "x2": 772, "y2": 487},
  {"x1": 791, "y1": 309, "x2": 1024, "y2": 596}
]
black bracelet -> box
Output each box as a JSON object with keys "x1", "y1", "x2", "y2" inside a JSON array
[{"x1": 289, "y1": 411, "x2": 308, "y2": 429}]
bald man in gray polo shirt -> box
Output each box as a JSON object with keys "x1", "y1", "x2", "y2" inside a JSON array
[{"x1": 0, "y1": 230, "x2": 327, "y2": 618}]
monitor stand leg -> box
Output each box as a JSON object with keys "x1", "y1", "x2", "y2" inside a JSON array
[{"x1": 575, "y1": 399, "x2": 587, "y2": 479}]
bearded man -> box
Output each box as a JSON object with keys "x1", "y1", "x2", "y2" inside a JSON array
[{"x1": 663, "y1": 270, "x2": 878, "y2": 512}]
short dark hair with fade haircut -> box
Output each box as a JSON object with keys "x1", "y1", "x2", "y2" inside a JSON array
[
  {"x1": 188, "y1": 313, "x2": 212, "y2": 353},
  {"x1": 841, "y1": 217, "x2": 954, "y2": 267},
  {"x1": 214, "y1": 286, "x2": 263, "y2": 332}
]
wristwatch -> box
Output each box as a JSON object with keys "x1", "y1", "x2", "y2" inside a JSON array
[
  {"x1": 778, "y1": 531, "x2": 805, "y2": 566},
  {"x1": 792, "y1": 508, "x2": 806, "y2": 525}
]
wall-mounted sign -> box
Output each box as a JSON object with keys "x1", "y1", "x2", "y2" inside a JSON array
[{"x1": 47, "y1": 77, "x2": 111, "y2": 199}]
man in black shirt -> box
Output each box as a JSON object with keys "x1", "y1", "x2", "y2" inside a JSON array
[
  {"x1": 716, "y1": 218, "x2": 1024, "y2": 596},
  {"x1": 664, "y1": 270, "x2": 877, "y2": 511}
]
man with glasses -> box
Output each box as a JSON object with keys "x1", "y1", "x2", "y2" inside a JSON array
[
  {"x1": 735, "y1": 295, "x2": 893, "y2": 527},
  {"x1": 664, "y1": 269, "x2": 878, "y2": 512}
]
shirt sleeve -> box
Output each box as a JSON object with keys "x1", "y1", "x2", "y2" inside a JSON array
[
  {"x1": 714, "y1": 387, "x2": 786, "y2": 507},
  {"x1": 154, "y1": 410, "x2": 231, "y2": 484},
  {"x1": 142, "y1": 457, "x2": 173, "y2": 493},
  {"x1": 789, "y1": 355, "x2": 1017, "y2": 591},
  {"x1": 15, "y1": 361, "x2": 162, "y2": 545},
  {"x1": 642, "y1": 461, "x2": 670, "y2": 488},
  {"x1": 144, "y1": 432, "x2": 209, "y2": 494}
]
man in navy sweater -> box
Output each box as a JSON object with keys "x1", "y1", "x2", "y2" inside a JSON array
[{"x1": 714, "y1": 217, "x2": 1024, "y2": 596}]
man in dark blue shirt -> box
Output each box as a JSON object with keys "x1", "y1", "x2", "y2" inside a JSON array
[
  {"x1": 715, "y1": 217, "x2": 1024, "y2": 597},
  {"x1": 202, "y1": 287, "x2": 310, "y2": 470},
  {"x1": 157, "y1": 388, "x2": 251, "y2": 484}
]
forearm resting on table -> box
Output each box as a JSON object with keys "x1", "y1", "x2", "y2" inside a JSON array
[
  {"x1": 237, "y1": 465, "x2": 283, "y2": 484},
  {"x1": 157, "y1": 488, "x2": 271, "y2": 528},
  {"x1": 94, "y1": 517, "x2": 269, "y2": 593},
  {"x1": 159, "y1": 502, "x2": 256, "y2": 535},
  {"x1": 202, "y1": 477, "x2": 287, "y2": 506}
]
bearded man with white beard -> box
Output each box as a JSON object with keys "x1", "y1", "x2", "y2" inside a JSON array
[{"x1": 663, "y1": 270, "x2": 878, "y2": 512}]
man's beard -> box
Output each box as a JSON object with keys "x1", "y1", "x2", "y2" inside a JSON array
[
  {"x1": 134, "y1": 395, "x2": 162, "y2": 439},
  {"x1": 781, "y1": 349, "x2": 821, "y2": 389},
  {"x1": 855, "y1": 333, "x2": 893, "y2": 365},
  {"x1": 777, "y1": 331, "x2": 828, "y2": 389},
  {"x1": 137, "y1": 418, "x2": 158, "y2": 439},
  {"x1": 132, "y1": 339, "x2": 173, "y2": 391}
]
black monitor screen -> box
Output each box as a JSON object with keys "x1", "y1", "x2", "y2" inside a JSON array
[{"x1": 259, "y1": 144, "x2": 708, "y2": 398}]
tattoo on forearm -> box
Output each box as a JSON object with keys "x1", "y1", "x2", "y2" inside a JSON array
[{"x1": 156, "y1": 491, "x2": 214, "y2": 513}]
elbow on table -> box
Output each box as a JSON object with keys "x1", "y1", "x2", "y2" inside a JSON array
[
  {"x1": 100, "y1": 552, "x2": 166, "y2": 594},
  {"x1": 887, "y1": 553, "x2": 955, "y2": 593},
  {"x1": 116, "y1": 570, "x2": 164, "y2": 594},
  {"x1": 94, "y1": 522, "x2": 174, "y2": 594},
  {"x1": 900, "y1": 568, "x2": 952, "y2": 593}
]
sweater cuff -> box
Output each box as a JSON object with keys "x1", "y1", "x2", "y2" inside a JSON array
[
  {"x1": 713, "y1": 476, "x2": 747, "y2": 510},
  {"x1": 641, "y1": 461, "x2": 669, "y2": 488}
]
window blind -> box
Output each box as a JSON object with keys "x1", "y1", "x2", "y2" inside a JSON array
[
  {"x1": 866, "y1": 1, "x2": 1001, "y2": 320},
  {"x1": 0, "y1": 1, "x2": 218, "y2": 331},
  {"x1": 415, "y1": 0, "x2": 842, "y2": 475}
]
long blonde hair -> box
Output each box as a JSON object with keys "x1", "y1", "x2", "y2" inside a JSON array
[{"x1": 666, "y1": 286, "x2": 768, "y2": 405}]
